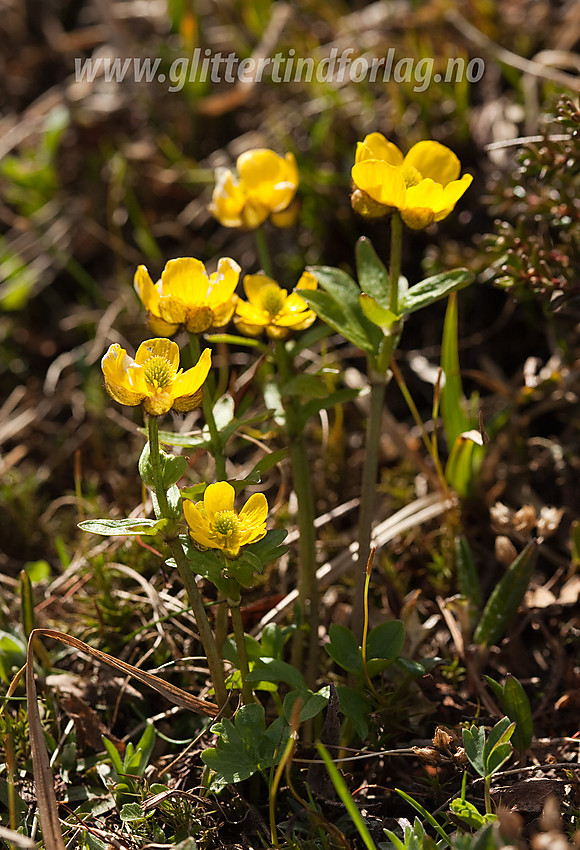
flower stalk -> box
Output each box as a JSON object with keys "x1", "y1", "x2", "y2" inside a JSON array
[
  {"x1": 146, "y1": 415, "x2": 228, "y2": 710},
  {"x1": 352, "y1": 212, "x2": 402, "y2": 641},
  {"x1": 229, "y1": 596, "x2": 253, "y2": 705},
  {"x1": 275, "y1": 340, "x2": 319, "y2": 688},
  {"x1": 189, "y1": 335, "x2": 227, "y2": 481}
]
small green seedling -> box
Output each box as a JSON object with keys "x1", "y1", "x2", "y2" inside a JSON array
[
  {"x1": 101, "y1": 723, "x2": 157, "y2": 805},
  {"x1": 485, "y1": 674, "x2": 533, "y2": 754},
  {"x1": 462, "y1": 717, "x2": 515, "y2": 814}
]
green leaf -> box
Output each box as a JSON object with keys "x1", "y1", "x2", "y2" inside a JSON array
[
  {"x1": 450, "y1": 796, "x2": 486, "y2": 830},
  {"x1": 325, "y1": 624, "x2": 362, "y2": 675},
  {"x1": 283, "y1": 686, "x2": 330, "y2": 724},
  {"x1": 462, "y1": 725, "x2": 486, "y2": 777},
  {"x1": 201, "y1": 704, "x2": 288, "y2": 786},
  {"x1": 243, "y1": 528, "x2": 288, "y2": 567},
  {"x1": 282, "y1": 373, "x2": 330, "y2": 399},
  {"x1": 302, "y1": 266, "x2": 382, "y2": 353},
  {"x1": 359, "y1": 293, "x2": 400, "y2": 332},
  {"x1": 78, "y1": 517, "x2": 167, "y2": 537},
  {"x1": 102, "y1": 737, "x2": 124, "y2": 775},
  {"x1": 335, "y1": 685, "x2": 372, "y2": 739},
  {"x1": 455, "y1": 535, "x2": 482, "y2": 617},
  {"x1": 120, "y1": 802, "x2": 146, "y2": 822},
  {"x1": 399, "y1": 268, "x2": 473, "y2": 316},
  {"x1": 366, "y1": 620, "x2": 405, "y2": 661},
  {"x1": 246, "y1": 658, "x2": 307, "y2": 691},
  {"x1": 502, "y1": 674, "x2": 533, "y2": 752},
  {"x1": 355, "y1": 235, "x2": 391, "y2": 309},
  {"x1": 474, "y1": 540, "x2": 538, "y2": 647},
  {"x1": 483, "y1": 717, "x2": 514, "y2": 767}
]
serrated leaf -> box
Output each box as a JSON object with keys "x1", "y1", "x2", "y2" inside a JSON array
[
  {"x1": 399, "y1": 268, "x2": 473, "y2": 316},
  {"x1": 78, "y1": 518, "x2": 167, "y2": 537}
]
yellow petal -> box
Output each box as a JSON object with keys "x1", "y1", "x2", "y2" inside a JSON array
[
  {"x1": 238, "y1": 149, "x2": 298, "y2": 213},
  {"x1": 275, "y1": 311, "x2": 316, "y2": 328},
  {"x1": 134, "y1": 265, "x2": 160, "y2": 314},
  {"x1": 241, "y1": 198, "x2": 270, "y2": 229},
  {"x1": 243, "y1": 273, "x2": 276, "y2": 306},
  {"x1": 148, "y1": 314, "x2": 179, "y2": 337},
  {"x1": 355, "y1": 133, "x2": 404, "y2": 166},
  {"x1": 351, "y1": 160, "x2": 406, "y2": 209},
  {"x1": 296, "y1": 270, "x2": 317, "y2": 291},
  {"x1": 183, "y1": 501, "x2": 216, "y2": 548},
  {"x1": 172, "y1": 347, "x2": 212, "y2": 398},
  {"x1": 160, "y1": 257, "x2": 209, "y2": 302},
  {"x1": 210, "y1": 295, "x2": 238, "y2": 328},
  {"x1": 234, "y1": 315, "x2": 266, "y2": 337},
  {"x1": 433, "y1": 174, "x2": 473, "y2": 220},
  {"x1": 208, "y1": 257, "x2": 241, "y2": 307},
  {"x1": 404, "y1": 141, "x2": 460, "y2": 186},
  {"x1": 209, "y1": 168, "x2": 246, "y2": 227},
  {"x1": 239, "y1": 492, "x2": 268, "y2": 528},
  {"x1": 405, "y1": 178, "x2": 444, "y2": 212},
  {"x1": 135, "y1": 338, "x2": 180, "y2": 371},
  {"x1": 204, "y1": 481, "x2": 235, "y2": 523},
  {"x1": 280, "y1": 292, "x2": 308, "y2": 314},
  {"x1": 101, "y1": 344, "x2": 144, "y2": 406}
]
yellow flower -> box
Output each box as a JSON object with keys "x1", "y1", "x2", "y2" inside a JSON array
[
  {"x1": 101, "y1": 338, "x2": 211, "y2": 416},
  {"x1": 209, "y1": 149, "x2": 299, "y2": 229},
  {"x1": 134, "y1": 257, "x2": 240, "y2": 337},
  {"x1": 234, "y1": 271, "x2": 317, "y2": 339},
  {"x1": 183, "y1": 481, "x2": 268, "y2": 559},
  {"x1": 351, "y1": 133, "x2": 472, "y2": 229}
]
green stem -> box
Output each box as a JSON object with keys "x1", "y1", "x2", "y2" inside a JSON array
[
  {"x1": 189, "y1": 335, "x2": 227, "y2": 481},
  {"x1": 275, "y1": 340, "x2": 319, "y2": 688},
  {"x1": 389, "y1": 210, "x2": 402, "y2": 315},
  {"x1": 146, "y1": 415, "x2": 228, "y2": 711},
  {"x1": 229, "y1": 600, "x2": 253, "y2": 705},
  {"x1": 352, "y1": 212, "x2": 403, "y2": 642},
  {"x1": 255, "y1": 226, "x2": 273, "y2": 277},
  {"x1": 484, "y1": 775, "x2": 492, "y2": 815}
]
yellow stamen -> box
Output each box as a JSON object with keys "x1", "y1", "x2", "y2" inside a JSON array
[
  {"x1": 402, "y1": 164, "x2": 422, "y2": 188},
  {"x1": 213, "y1": 510, "x2": 240, "y2": 536},
  {"x1": 143, "y1": 356, "x2": 176, "y2": 389}
]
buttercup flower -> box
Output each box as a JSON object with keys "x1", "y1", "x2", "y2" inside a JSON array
[
  {"x1": 351, "y1": 133, "x2": 472, "y2": 229},
  {"x1": 184, "y1": 481, "x2": 268, "y2": 559},
  {"x1": 209, "y1": 149, "x2": 299, "y2": 229},
  {"x1": 134, "y1": 257, "x2": 240, "y2": 337},
  {"x1": 234, "y1": 271, "x2": 317, "y2": 339},
  {"x1": 101, "y1": 338, "x2": 211, "y2": 416}
]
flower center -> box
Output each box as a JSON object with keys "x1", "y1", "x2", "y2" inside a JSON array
[
  {"x1": 186, "y1": 304, "x2": 214, "y2": 334},
  {"x1": 402, "y1": 164, "x2": 422, "y2": 188},
  {"x1": 143, "y1": 356, "x2": 176, "y2": 389},
  {"x1": 259, "y1": 283, "x2": 285, "y2": 316},
  {"x1": 213, "y1": 510, "x2": 240, "y2": 537}
]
